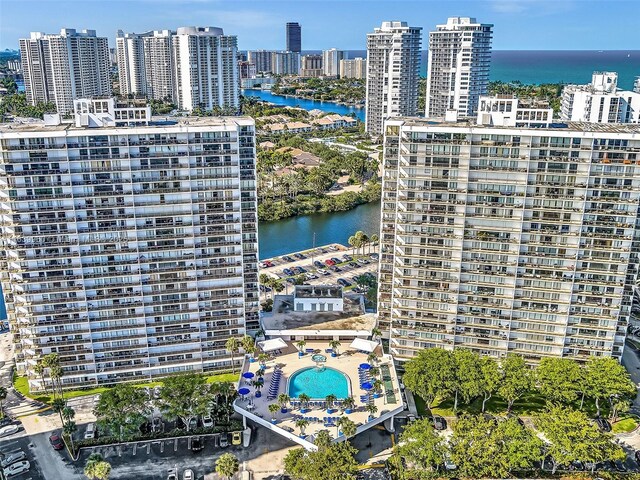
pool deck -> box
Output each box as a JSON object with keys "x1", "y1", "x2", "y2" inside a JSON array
[{"x1": 233, "y1": 340, "x2": 404, "y2": 450}]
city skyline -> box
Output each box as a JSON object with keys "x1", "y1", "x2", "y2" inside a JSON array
[{"x1": 2, "y1": 0, "x2": 640, "y2": 51}]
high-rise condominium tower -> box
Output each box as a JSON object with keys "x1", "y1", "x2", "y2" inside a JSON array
[
  {"x1": 340, "y1": 58, "x2": 367, "y2": 79},
  {"x1": 247, "y1": 50, "x2": 274, "y2": 74},
  {"x1": 286, "y1": 22, "x2": 302, "y2": 53},
  {"x1": 20, "y1": 29, "x2": 111, "y2": 114},
  {"x1": 172, "y1": 27, "x2": 239, "y2": 111},
  {"x1": 365, "y1": 22, "x2": 422, "y2": 136},
  {"x1": 425, "y1": 17, "x2": 493, "y2": 120},
  {"x1": 322, "y1": 49, "x2": 345, "y2": 77},
  {"x1": 0, "y1": 98, "x2": 259, "y2": 390},
  {"x1": 116, "y1": 31, "x2": 147, "y2": 96},
  {"x1": 378, "y1": 105, "x2": 639, "y2": 363}
]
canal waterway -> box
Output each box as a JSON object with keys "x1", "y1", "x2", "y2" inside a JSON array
[
  {"x1": 242, "y1": 89, "x2": 365, "y2": 121},
  {"x1": 258, "y1": 200, "x2": 380, "y2": 260}
]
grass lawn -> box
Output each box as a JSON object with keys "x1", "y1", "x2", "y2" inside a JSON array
[
  {"x1": 612, "y1": 416, "x2": 639, "y2": 434},
  {"x1": 13, "y1": 371, "x2": 239, "y2": 405}
]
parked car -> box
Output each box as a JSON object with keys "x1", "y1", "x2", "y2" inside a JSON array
[
  {"x1": 370, "y1": 253, "x2": 379, "y2": 259},
  {"x1": 84, "y1": 422, "x2": 96, "y2": 440},
  {"x1": 232, "y1": 431, "x2": 242, "y2": 445},
  {"x1": 167, "y1": 468, "x2": 178, "y2": 480},
  {"x1": 318, "y1": 269, "x2": 331, "y2": 276},
  {"x1": 202, "y1": 415, "x2": 213, "y2": 428},
  {"x1": 314, "y1": 260, "x2": 324, "y2": 268},
  {"x1": 1, "y1": 450, "x2": 26, "y2": 468},
  {"x1": 594, "y1": 417, "x2": 611, "y2": 432},
  {"x1": 282, "y1": 255, "x2": 294, "y2": 262},
  {"x1": 220, "y1": 433, "x2": 229, "y2": 448},
  {"x1": 283, "y1": 268, "x2": 293, "y2": 276},
  {"x1": 259, "y1": 262, "x2": 269, "y2": 268},
  {"x1": 349, "y1": 262, "x2": 360, "y2": 268},
  {"x1": 337, "y1": 278, "x2": 352, "y2": 287},
  {"x1": 183, "y1": 469, "x2": 194, "y2": 480},
  {"x1": 357, "y1": 258, "x2": 369, "y2": 264},
  {"x1": 324, "y1": 259, "x2": 335, "y2": 266},
  {"x1": 286, "y1": 278, "x2": 295, "y2": 284},
  {"x1": 305, "y1": 273, "x2": 318, "y2": 280},
  {"x1": 188, "y1": 417, "x2": 198, "y2": 430},
  {"x1": 433, "y1": 415, "x2": 447, "y2": 430},
  {"x1": 294, "y1": 253, "x2": 305, "y2": 259},
  {"x1": 331, "y1": 257, "x2": 341, "y2": 264},
  {"x1": 342, "y1": 255, "x2": 353, "y2": 261},
  {"x1": 153, "y1": 386, "x2": 162, "y2": 399},
  {"x1": 49, "y1": 433, "x2": 64, "y2": 450},
  {"x1": 151, "y1": 416, "x2": 163, "y2": 433},
  {"x1": 635, "y1": 450, "x2": 640, "y2": 463},
  {"x1": 4, "y1": 460, "x2": 30, "y2": 477},
  {"x1": 191, "y1": 436, "x2": 204, "y2": 453},
  {"x1": 0, "y1": 424, "x2": 19, "y2": 437}
]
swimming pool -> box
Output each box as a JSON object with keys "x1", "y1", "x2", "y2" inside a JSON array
[{"x1": 288, "y1": 366, "x2": 350, "y2": 399}]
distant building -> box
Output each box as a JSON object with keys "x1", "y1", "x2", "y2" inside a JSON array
[
  {"x1": 172, "y1": 26, "x2": 239, "y2": 111},
  {"x1": 365, "y1": 21, "x2": 421, "y2": 136},
  {"x1": 635, "y1": 77, "x2": 640, "y2": 93},
  {"x1": 425, "y1": 17, "x2": 493, "y2": 120},
  {"x1": 272, "y1": 51, "x2": 300, "y2": 76},
  {"x1": 340, "y1": 58, "x2": 366, "y2": 79},
  {"x1": 300, "y1": 55, "x2": 323, "y2": 77},
  {"x1": 116, "y1": 31, "x2": 147, "y2": 96},
  {"x1": 143, "y1": 30, "x2": 174, "y2": 102},
  {"x1": 322, "y1": 48, "x2": 344, "y2": 77},
  {"x1": 286, "y1": 22, "x2": 302, "y2": 53},
  {"x1": 20, "y1": 29, "x2": 111, "y2": 114},
  {"x1": 6, "y1": 60, "x2": 22, "y2": 73},
  {"x1": 238, "y1": 61, "x2": 257, "y2": 80},
  {"x1": 477, "y1": 95, "x2": 553, "y2": 128},
  {"x1": 248, "y1": 50, "x2": 274, "y2": 74},
  {"x1": 561, "y1": 72, "x2": 640, "y2": 124}
]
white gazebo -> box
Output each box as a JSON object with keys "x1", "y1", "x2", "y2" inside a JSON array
[
  {"x1": 349, "y1": 337, "x2": 378, "y2": 353},
  {"x1": 257, "y1": 337, "x2": 288, "y2": 353}
]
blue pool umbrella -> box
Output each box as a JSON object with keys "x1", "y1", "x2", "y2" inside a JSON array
[
  {"x1": 359, "y1": 363, "x2": 371, "y2": 370},
  {"x1": 361, "y1": 382, "x2": 373, "y2": 390},
  {"x1": 238, "y1": 387, "x2": 251, "y2": 395},
  {"x1": 242, "y1": 372, "x2": 255, "y2": 379}
]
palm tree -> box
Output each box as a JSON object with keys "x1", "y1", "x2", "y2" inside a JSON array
[
  {"x1": 348, "y1": 234, "x2": 358, "y2": 254},
  {"x1": 255, "y1": 328, "x2": 266, "y2": 340},
  {"x1": 241, "y1": 335, "x2": 255, "y2": 358},
  {"x1": 299, "y1": 393, "x2": 311, "y2": 412},
  {"x1": 84, "y1": 453, "x2": 111, "y2": 480},
  {"x1": 33, "y1": 360, "x2": 47, "y2": 394},
  {"x1": 337, "y1": 416, "x2": 357, "y2": 439},
  {"x1": 63, "y1": 420, "x2": 77, "y2": 453},
  {"x1": 369, "y1": 234, "x2": 379, "y2": 254},
  {"x1": 372, "y1": 379, "x2": 383, "y2": 395},
  {"x1": 342, "y1": 396, "x2": 355, "y2": 413},
  {"x1": 325, "y1": 394, "x2": 337, "y2": 412},
  {"x1": 367, "y1": 353, "x2": 378, "y2": 366},
  {"x1": 225, "y1": 337, "x2": 240, "y2": 374},
  {"x1": 295, "y1": 418, "x2": 309, "y2": 436},
  {"x1": 296, "y1": 340, "x2": 307, "y2": 353},
  {"x1": 369, "y1": 367, "x2": 380, "y2": 379},
  {"x1": 371, "y1": 327, "x2": 382, "y2": 341},
  {"x1": 0, "y1": 386, "x2": 7, "y2": 419},
  {"x1": 328, "y1": 339, "x2": 341, "y2": 355},
  {"x1": 277, "y1": 393, "x2": 290, "y2": 412},
  {"x1": 215, "y1": 452, "x2": 239, "y2": 480},
  {"x1": 365, "y1": 403, "x2": 378, "y2": 419},
  {"x1": 52, "y1": 397, "x2": 66, "y2": 427},
  {"x1": 268, "y1": 403, "x2": 280, "y2": 421},
  {"x1": 257, "y1": 353, "x2": 269, "y2": 367}
]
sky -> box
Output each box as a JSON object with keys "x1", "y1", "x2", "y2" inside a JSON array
[{"x1": 1, "y1": 0, "x2": 639, "y2": 51}]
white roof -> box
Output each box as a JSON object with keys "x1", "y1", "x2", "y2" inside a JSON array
[
  {"x1": 349, "y1": 338, "x2": 378, "y2": 353},
  {"x1": 258, "y1": 337, "x2": 288, "y2": 353}
]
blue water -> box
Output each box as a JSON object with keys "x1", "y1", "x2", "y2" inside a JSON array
[
  {"x1": 0, "y1": 286, "x2": 5, "y2": 320},
  {"x1": 242, "y1": 89, "x2": 365, "y2": 121},
  {"x1": 288, "y1": 366, "x2": 350, "y2": 399}
]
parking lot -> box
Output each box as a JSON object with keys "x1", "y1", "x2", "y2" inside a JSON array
[
  {"x1": 0, "y1": 423, "x2": 46, "y2": 480},
  {"x1": 259, "y1": 243, "x2": 379, "y2": 301}
]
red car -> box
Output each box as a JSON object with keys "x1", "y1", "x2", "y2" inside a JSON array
[
  {"x1": 324, "y1": 259, "x2": 335, "y2": 266},
  {"x1": 49, "y1": 433, "x2": 64, "y2": 450}
]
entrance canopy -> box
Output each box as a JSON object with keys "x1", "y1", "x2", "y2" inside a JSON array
[
  {"x1": 349, "y1": 338, "x2": 378, "y2": 353},
  {"x1": 258, "y1": 337, "x2": 287, "y2": 353}
]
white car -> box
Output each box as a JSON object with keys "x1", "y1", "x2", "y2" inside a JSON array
[
  {"x1": 1, "y1": 451, "x2": 26, "y2": 468},
  {"x1": 202, "y1": 415, "x2": 213, "y2": 428},
  {"x1": 4, "y1": 460, "x2": 30, "y2": 477},
  {"x1": 0, "y1": 424, "x2": 19, "y2": 437},
  {"x1": 183, "y1": 469, "x2": 194, "y2": 480}
]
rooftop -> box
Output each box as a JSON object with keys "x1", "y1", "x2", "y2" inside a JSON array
[{"x1": 295, "y1": 285, "x2": 342, "y2": 299}]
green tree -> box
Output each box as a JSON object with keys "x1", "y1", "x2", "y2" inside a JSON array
[
  {"x1": 498, "y1": 354, "x2": 533, "y2": 412},
  {"x1": 336, "y1": 416, "x2": 357, "y2": 439},
  {"x1": 535, "y1": 404, "x2": 625, "y2": 474},
  {"x1": 94, "y1": 384, "x2": 151, "y2": 441},
  {"x1": 52, "y1": 397, "x2": 66, "y2": 427},
  {"x1": 284, "y1": 442, "x2": 358, "y2": 480},
  {"x1": 268, "y1": 403, "x2": 280, "y2": 421},
  {"x1": 584, "y1": 356, "x2": 636, "y2": 417},
  {"x1": 536, "y1": 357, "x2": 584, "y2": 404},
  {"x1": 63, "y1": 420, "x2": 77, "y2": 453},
  {"x1": 296, "y1": 340, "x2": 307, "y2": 352},
  {"x1": 295, "y1": 418, "x2": 310, "y2": 436},
  {"x1": 215, "y1": 452, "x2": 240, "y2": 480},
  {"x1": 225, "y1": 337, "x2": 241, "y2": 374},
  {"x1": 314, "y1": 429, "x2": 333, "y2": 448},
  {"x1": 328, "y1": 339, "x2": 341, "y2": 354},
  {"x1": 0, "y1": 386, "x2": 6, "y2": 419},
  {"x1": 450, "y1": 415, "x2": 543, "y2": 478},
  {"x1": 451, "y1": 349, "x2": 483, "y2": 411},
  {"x1": 403, "y1": 348, "x2": 455, "y2": 409},
  {"x1": 396, "y1": 417, "x2": 448, "y2": 478},
  {"x1": 241, "y1": 334, "x2": 256, "y2": 357},
  {"x1": 278, "y1": 393, "x2": 290, "y2": 411},
  {"x1": 479, "y1": 356, "x2": 501, "y2": 412},
  {"x1": 84, "y1": 453, "x2": 111, "y2": 480},
  {"x1": 157, "y1": 373, "x2": 212, "y2": 432}
]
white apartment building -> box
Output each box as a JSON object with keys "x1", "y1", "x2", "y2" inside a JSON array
[
  {"x1": 116, "y1": 31, "x2": 147, "y2": 96},
  {"x1": 19, "y1": 29, "x2": 111, "y2": 115},
  {"x1": 300, "y1": 55, "x2": 323, "y2": 78},
  {"x1": 0, "y1": 100, "x2": 259, "y2": 390},
  {"x1": 172, "y1": 27, "x2": 239, "y2": 112},
  {"x1": 271, "y1": 51, "x2": 300, "y2": 76},
  {"x1": 425, "y1": 17, "x2": 493, "y2": 120},
  {"x1": 340, "y1": 58, "x2": 367, "y2": 79},
  {"x1": 635, "y1": 77, "x2": 640, "y2": 94},
  {"x1": 247, "y1": 50, "x2": 274, "y2": 74},
  {"x1": 378, "y1": 113, "x2": 640, "y2": 363},
  {"x1": 322, "y1": 49, "x2": 345, "y2": 77},
  {"x1": 561, "y1": 72, "x2": 640, "y2": 124},
  {"x1": 365, "y1": 22, "x2": 422, "y2": 137}
]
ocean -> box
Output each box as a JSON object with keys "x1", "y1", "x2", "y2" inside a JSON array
[{"x1": 303, "y1": 50, "x2": 640, "y2": 89}]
